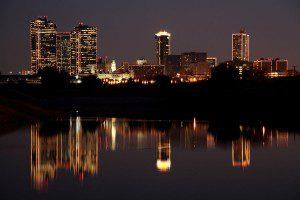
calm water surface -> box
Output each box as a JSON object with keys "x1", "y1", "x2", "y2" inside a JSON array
[{"x1": 0, "y1": 118, "x2": 300, "y2": 200}]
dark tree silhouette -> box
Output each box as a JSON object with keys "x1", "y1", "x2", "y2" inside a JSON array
[
  {"x1": 127, "y1": 78, "x2": 135, "y2": 85},
  {"x1": 155, "y1": 75, "x2": 171, "y2": 87},
  {"x1": 211, "y1": 63, "x2": 240, "y2": 81},
  {"x1": 81, "y1": 75, "x2": 102, "y2": 89},
  {"x1": 38, "y1": 67, "x2": 70, "y2": 88}
]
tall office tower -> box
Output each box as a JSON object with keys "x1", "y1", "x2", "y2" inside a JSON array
[
  {"x1": 71, "y1": 23, "x2": 97, "y2": 75},
  {"x1": 232, "y1": 29, "x2": 250, "y2": 62},
  {"x1": 181, "y1": 52, "x2": 207, "y2": 68},
  {"x1": 56, "y1": 32, "x2": 71, "y2": 73},
  {"x1": 30, "y1": 16, "x2": 57, "y2": 74},
  {"x1": 155, "y1": 31, "x2": 171, "y2": 65},
  {"x1": 97, "y1": 56, "x2": 108, "y2": 73}
]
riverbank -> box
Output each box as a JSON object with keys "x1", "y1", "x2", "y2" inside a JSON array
[
  {"x1": 1, "y1": 76, "x2": 300, "y2": 131},
  {"x1": 0, "y1": 89, "x2": 62, "y2": 133}
]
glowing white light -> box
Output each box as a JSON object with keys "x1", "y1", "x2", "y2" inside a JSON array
[
  {"x1": 111, "y1": 60, "x2": 117, "y2": 72},
  {"x1": 156, "y1": 160, "x2": 171, "y2": 172},
  {"x1": 111, "y1": 118, "x2": 117, "y2": 151},
  {"x1": 155, "y1": 31, "x2": 171, "y2": 37}
]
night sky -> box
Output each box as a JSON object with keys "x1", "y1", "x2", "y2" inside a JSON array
[{"x1": 0, "y1": 0, "x2": 299, "y2": 74}]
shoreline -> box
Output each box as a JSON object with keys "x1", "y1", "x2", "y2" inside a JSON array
[{"x1": 1, "y1": 77, "x2": 300, "y2": 132}]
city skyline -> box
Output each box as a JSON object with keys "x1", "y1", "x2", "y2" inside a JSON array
[
  {"x1": 0, "y1": 0, "x2": 299, "y2": 74},
  {"x1": 1, "y1": 1, "x2": 300, "y2": 199}
]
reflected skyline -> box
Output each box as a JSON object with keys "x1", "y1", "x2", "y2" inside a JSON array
[
  {"x1": 30, "y1": 117, "x2": 98, "y2": 191},
  {"x1": 30, "y1": 118, "x2": 294, "y2": 191},
  {"x1": 232, "y1": 137, "x2": 251, "y2": 169}
]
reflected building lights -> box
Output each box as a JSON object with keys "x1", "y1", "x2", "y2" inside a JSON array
[
  {"x1": 156, "y1": 133, "x2": 171, "y2": 172},
  {"x1": 276, "y1": 130, "x2": 289, "y2": 148},
  {"x1": 232, "y1": 137, "x2": 251, "y2": 169},
  {"x1": 30, "y1": 118, "x2": 98, "y2": 191},
  {"x1": 111, "y1": 118, "x2": 117, "y2": 151},
  {"x1": 29, "y1": 118, "x2": 295, "y2": 191},
  {"x1": 207, "y1": 134, "x2": 216, "y2": 149}
]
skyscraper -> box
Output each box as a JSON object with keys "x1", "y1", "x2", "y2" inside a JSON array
[
  {"x1": 155, "y1": 31, "x2": 171, "y2": 65},
  {"x1": 30, "y1": 16, "x2": 57, "y2": 74},
  {"x1": 71, "y1": 23, "x2": 97, "y2": 75},
  {"x1": 232, "y1": 29, "x2": 250, "y2": 62},
  {"x1": 56, "y1": 32, "x2": 71, "y2": 73}
]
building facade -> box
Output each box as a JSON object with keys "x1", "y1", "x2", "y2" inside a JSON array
[
  {"x1": 207, "y1": 57, "x2": 218, "y2": 68},
  {"x1": 30, "y1": 16, "x2": 57, "y2": 74},
  {"x1": 164, "y1": 55, "x2": 181, "y2": 77},
  {"x1": 275, "y1": 59, "x2": 289, "y2": 72},
  {"x1": 155, "y1": 31, "x2": 171, "y2": 65},
  {"x1": 253, "y1": 59, "x2": 273, "y2": 73},
  {"x1": 121, "y1": 64, "x2": 164, "y2": 80},
  {"x1": 181, "y1": 52, "x2": 207, "y2": 69},
  {"x1": 71, "y1": 23, "x2": 97, "y2": 75},
  {"x1": 136, "y1": 59, "x2": 148, "y2": 66},
  {"x1": 254, "y1": 58, "x2": 288, "y2": 74},
  {"x1": 232, "y1": 29, "x2": 250, "y2": 62},
  {"x1": 253, "y1": 58, "x2": 288, "y2": 78},
  {"x1": 56, "y1": 32, "x2": 71, "y2": 72}
]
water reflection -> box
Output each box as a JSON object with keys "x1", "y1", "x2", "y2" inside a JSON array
[
  {"x1": 232, "y1": 137, "x2": 251, "y2": 169},
  {"x1": 30, "y1": 118, "x2": 294, "y2": 191},
  {"x1": 156, "y1": 133, "x2": 171, "y2": 172},
  {"x1": 31, "y1": 117, "x2": 98, "y2": 191}
]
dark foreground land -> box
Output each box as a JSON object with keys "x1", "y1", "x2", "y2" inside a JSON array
[{"x1": 1, "y1": 76, "x2": 300, "y2": 132}]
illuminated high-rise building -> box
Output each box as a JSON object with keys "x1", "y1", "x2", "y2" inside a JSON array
[
  {"x1": 30, "y1": 16, "x2": 57, "y2": 74},
  {"x1": 56, "y1": 32, "x2": 71, "y2": 72},
  {"x1": 155, "y1": 31, "x2": 171, "y2": 65},
  {"x1": 71, "y1": 23, "x2": 97, "y2": 75},
  {"x1": 232, "y1": 29, "x2": 250, "y2": 62}
]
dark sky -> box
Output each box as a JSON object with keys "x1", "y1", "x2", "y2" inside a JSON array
[{"x1": 0, "y1": 0, "x2": 299, "y2": 74}]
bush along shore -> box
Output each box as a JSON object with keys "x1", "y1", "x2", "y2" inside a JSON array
[{"x1": 1, "y1": 76, "x2": 300, "y2": 127}]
